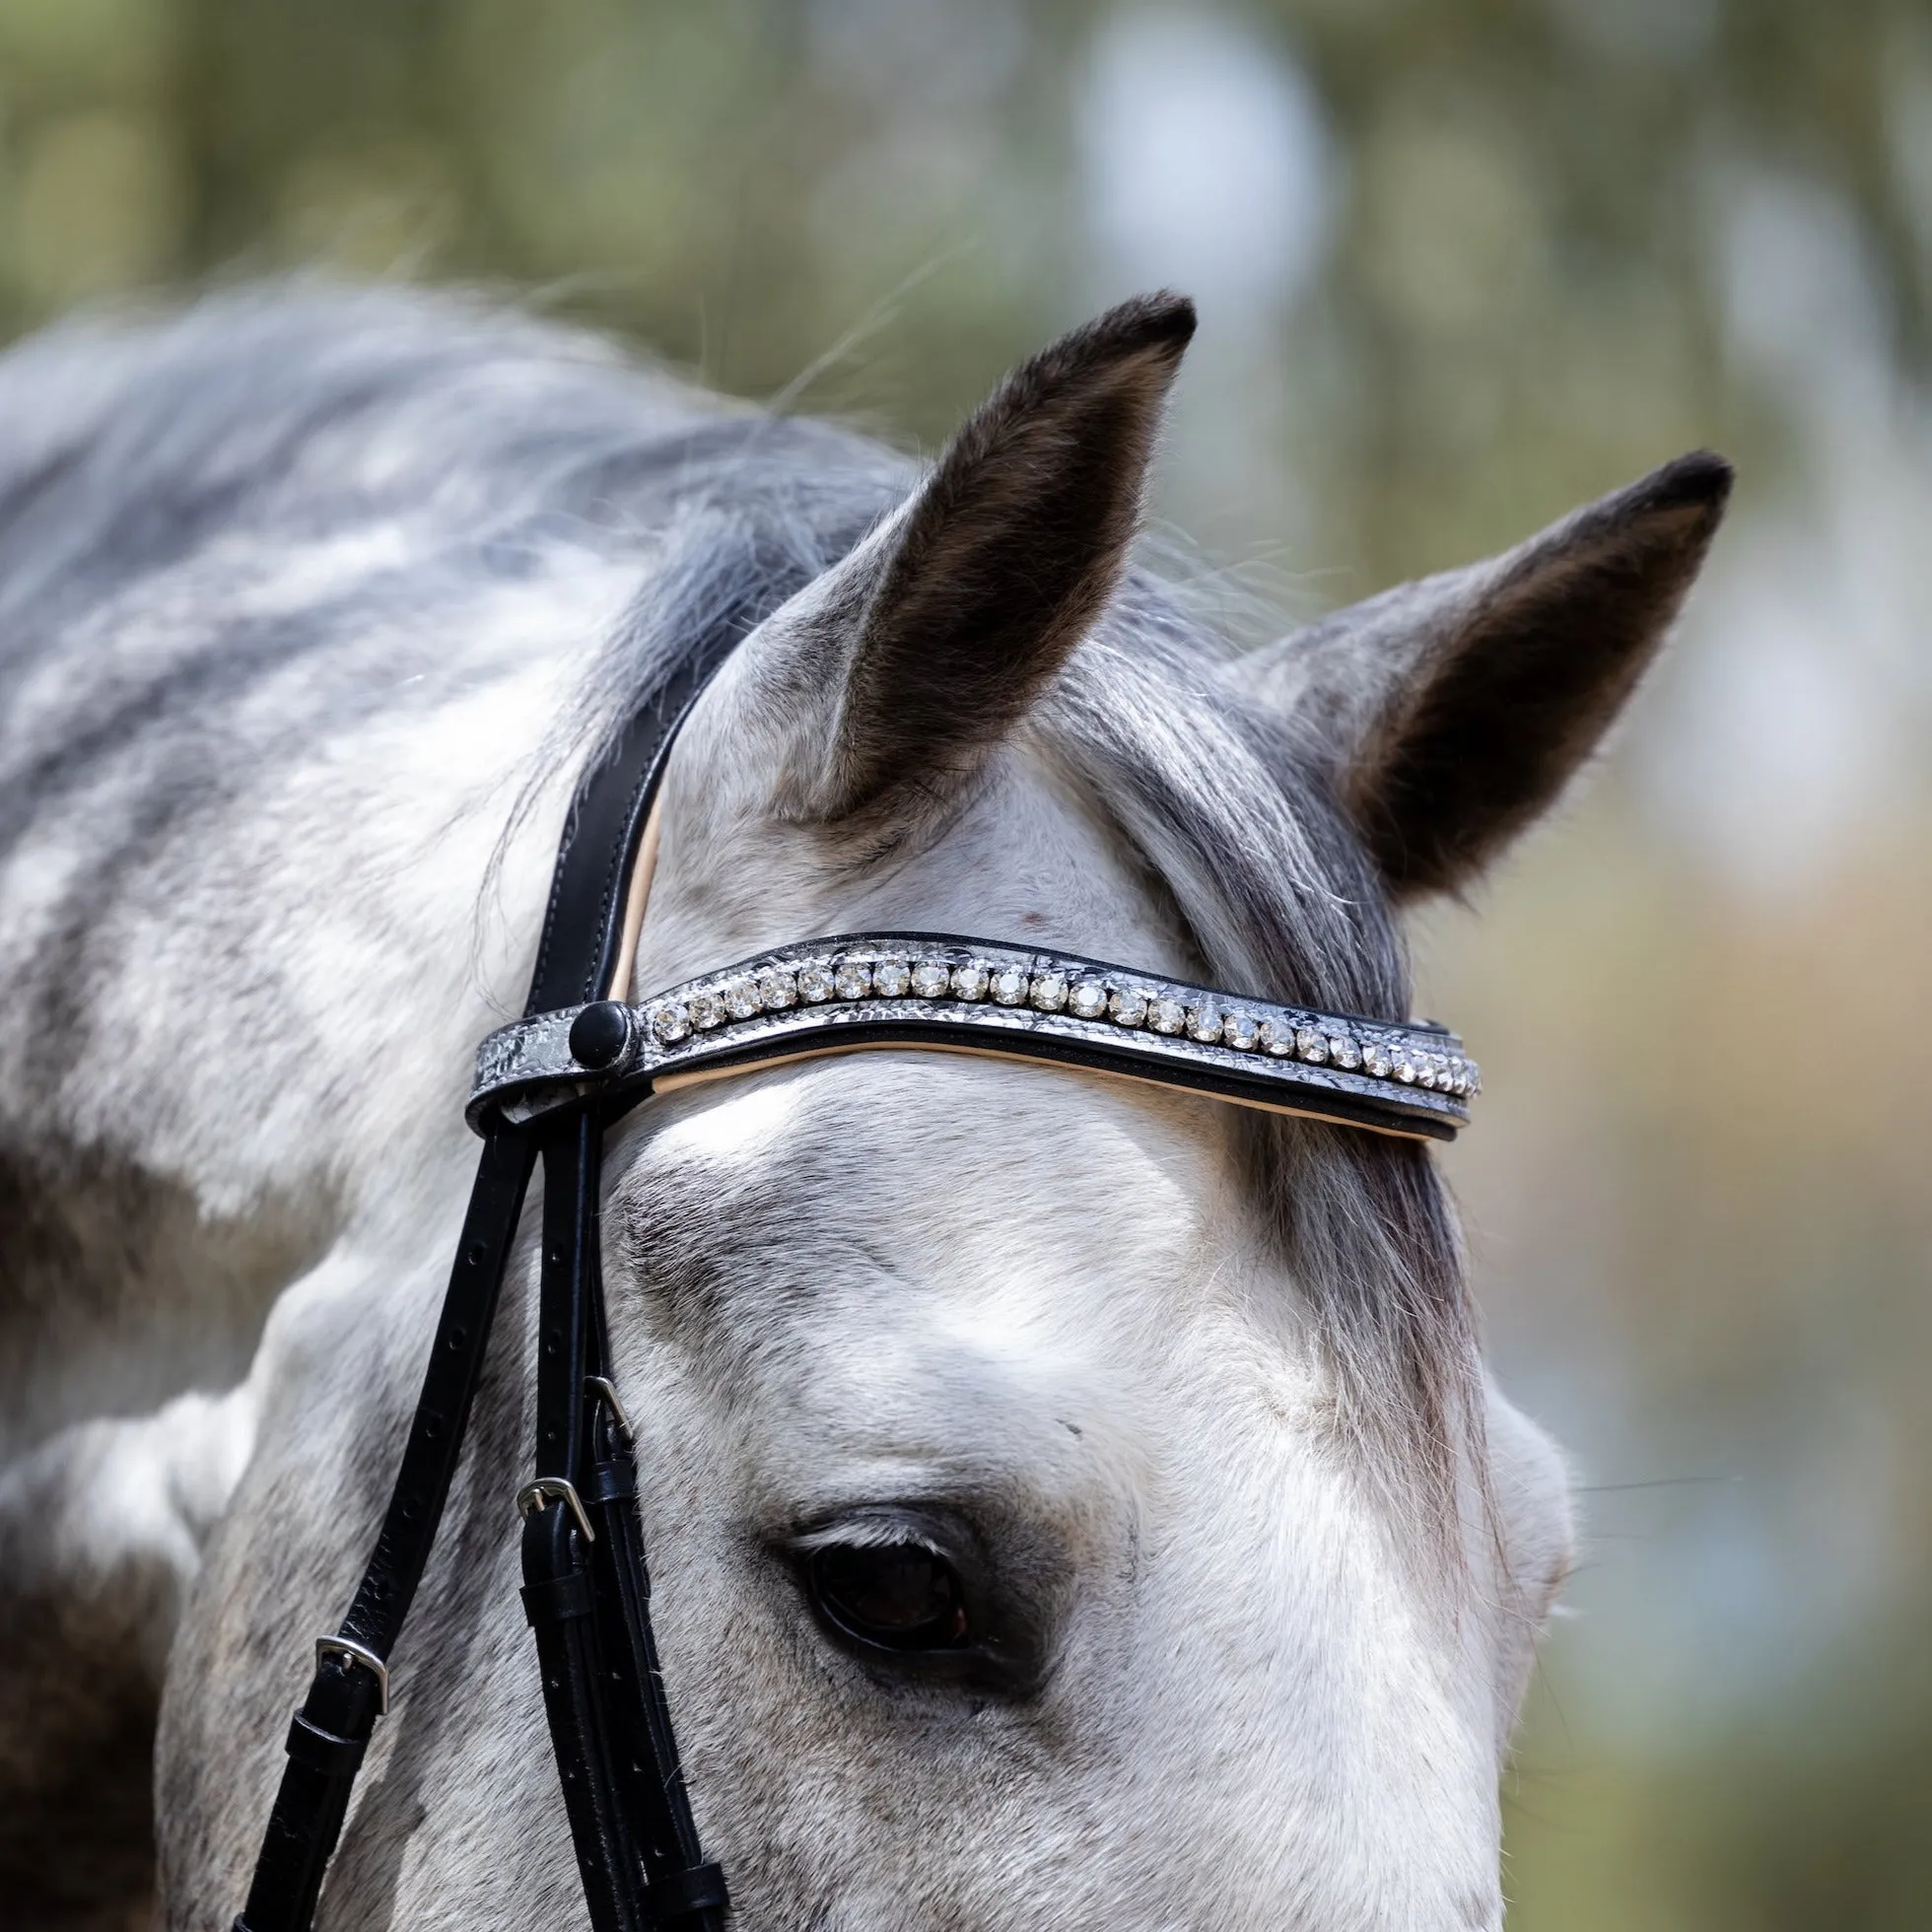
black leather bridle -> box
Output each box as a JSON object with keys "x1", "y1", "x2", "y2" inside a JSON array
[{"x1": 234, "y1": 600, "x2": 1478, "y2": 1931}]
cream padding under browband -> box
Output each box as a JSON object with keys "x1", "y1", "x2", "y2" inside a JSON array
[{"x1": 470, "y1": 935, "x2": 1478, "y2": 1143}]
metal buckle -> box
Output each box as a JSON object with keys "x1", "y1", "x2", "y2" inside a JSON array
[
  {"x1": 314, "y1": 1634, "x2": 390, "y2": 1717},
  {"x1": 516, "y1": 1476, "x2": 596, "y2": 1545},
  {"x1": 583, "y1": 1373, "x2": 634, "y2": 1440}
]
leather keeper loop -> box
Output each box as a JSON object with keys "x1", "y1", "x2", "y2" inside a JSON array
[
  {"x1": 283, "y1": 1712, "x2": 367, "y2": 1780},
  {"x1": 520, "y1": 1567, "x2": 597, "y2": 1626},
  {"x1": 587, "y1": 1458, "x2": 638, "y2": 1505},
  {"x1": 646, "y1": 1861, "x2": 729, "y2": 1923}
]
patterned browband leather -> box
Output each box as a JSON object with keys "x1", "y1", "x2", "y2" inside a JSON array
[{"x1": 470, "y1": 932, "x2": 1479, "y2": 1142}]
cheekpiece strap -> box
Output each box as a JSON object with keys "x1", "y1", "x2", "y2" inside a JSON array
[
  {"x1": 471, "y1": 933, "x2": 1480, "y2": 1144},
  {"x1": 231, "y1": 554, "x2": 791, "y2": 1932}
]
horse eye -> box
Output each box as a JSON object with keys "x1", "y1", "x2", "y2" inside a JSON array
[{"x1": 807, "y1": 1541, "x2": 971, "y2": 1653}]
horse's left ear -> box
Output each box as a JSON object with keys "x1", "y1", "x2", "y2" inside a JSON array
[
  {"x1": 1237, "y1": 451, "x2": 1733, "y2": 897},
  {"x1": 787, "y1": 292, "x2": 1195, "y2": 820}
]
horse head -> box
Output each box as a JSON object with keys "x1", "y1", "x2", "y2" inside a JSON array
[{"x1": 564, "y1": 296, "x2": 1728, "y2": 1925}]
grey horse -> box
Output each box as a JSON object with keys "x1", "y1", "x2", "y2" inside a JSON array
[{"x1": 0, "y1": 285, "x2": 1726, "y2": 1929}]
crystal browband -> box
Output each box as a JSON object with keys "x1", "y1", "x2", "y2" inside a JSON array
[{"x1": 468, "y1": 934, "x2": 1480, "y2": 1142}]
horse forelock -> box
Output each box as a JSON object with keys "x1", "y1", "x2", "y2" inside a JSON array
[{"x1": 1044, "y1": 600, "x2": 1480, "y2": 1553}]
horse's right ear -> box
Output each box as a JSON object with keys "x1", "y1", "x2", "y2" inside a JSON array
[
  {"x1": 755, "y1": 293, "x2": 1195, "y2": 822},
  {"x1": 1234, "y1": 452, "x2": 1733, "y2": 898}
]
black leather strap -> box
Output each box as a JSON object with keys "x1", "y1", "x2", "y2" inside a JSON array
[
  {"x1": 523, "y1": 589, "x2": 774, "y2": 1016},
  {"x1": 236, "y1": 1126, "x2": 536, "y2": 1932},
  {"x1": 519, "y1": 1109, "x2": 727, "y2": 1928},
  {"x1": 521, "y1": 1499, "x2": 649, "y2": 1932},
  {"x1": 235, "y1": 556, "x2": 793, "y2": 1928},
  {"x1": 582, "y1": 1293, "x2": 725, "y2": 1926},
  {"x1": 519, "y1": 1114, "x2": 648, "y2": 1931}
]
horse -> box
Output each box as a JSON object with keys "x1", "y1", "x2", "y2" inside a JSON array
[{"x1": 0, "y1": 283, "x2": 1728, "y2": 1929}]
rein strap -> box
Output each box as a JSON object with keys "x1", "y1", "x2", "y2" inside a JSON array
[{"x1": 231, "y1": 576, "x2": 777, "y2": 1932}]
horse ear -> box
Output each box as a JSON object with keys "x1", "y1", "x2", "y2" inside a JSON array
[
  {"x1": 794, "y1": 292, "x2": 1195, "y2": 820},
  {"x1": 1240, "y1": 452, "x2": 1732, "y2": 897}
]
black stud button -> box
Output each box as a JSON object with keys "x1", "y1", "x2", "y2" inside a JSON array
[{"x1": 569, "y1": 1000, "x2": 634, "y2": 1070}]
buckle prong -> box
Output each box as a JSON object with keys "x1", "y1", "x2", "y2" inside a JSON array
[
  {"x1": 516, "y1": 1477, "x2": 596, "y2": 1545},
  {"x1": 314, "y1": 1634, "x2": 390, "y2": 1717},
  {"x1": 583, "y1": 1374, "x2": 634, "y2": 1440}
]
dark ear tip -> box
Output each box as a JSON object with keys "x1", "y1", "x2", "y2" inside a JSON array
[
  {"x1": 1646, "y1": 448, "x2": 1735, "y2": 514},
  {"x1": 1093, "y1": 290, "x2": 1199, "y2": 362}
]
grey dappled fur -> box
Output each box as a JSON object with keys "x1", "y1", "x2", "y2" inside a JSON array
[
  {"x1": 0, "y1": 283, "x2": 1722, "y2": 1928},
  {"x1": 0, "y1": 286, "x2": 1699, "y2": 1508}
]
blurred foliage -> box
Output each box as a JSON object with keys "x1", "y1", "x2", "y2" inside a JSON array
[
  {"x1": 0, "y1": 2, "x2": 1926, "y2": 1925},
  {"x1": 0, "y1": 0, "x2": 1926, "y2": 576}
]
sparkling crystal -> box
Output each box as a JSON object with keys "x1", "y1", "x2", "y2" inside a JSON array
[
  {"x1": 1363, "y1": 1041, "x2": 1392, "y2": 1078},
  {"x1": 1222, "y1": 1011, "x2": 1259, "y2": 1052},
  {"x1": 687, "y1": 991, "x2": 726, "y2": 1031},
  {"x1": 1186, "y1": 1004, "x2": 1224, "y2": 1043},
  {"x1": 797, "y1": 964, "x2": 836, "y2": 1003},
  {"x1": 989, "y1": 965, "x2": 1029, "y2": 1005},
  {"x1": 1069, "y1": 980, "x2": 1109, "y2": 1020},
  {"x1": 1329, "y1": 1035, "x2": 1360, "y2": 1070},
  {"x1": 950, "y1": 962, "x2": 990, "y2": 1000},
  {"x1": 1394, "y1": 1050, "x2": 1417, "y2": 1083},
  {"x1": 757, "y1": 968, "x2": 798, "y2": 1010},
  {"x1": 1109, "y1": 987, "x2": 1149, "y2": 1027},
  {"x1": 722, "y1": 977, "x2": 761, "y2": 1019},
  {"x1": 1029, "y1": 971, "x2": 1070, "y2": 1012},
  {"x1": 833, "y1": 960, "x2": 871, "y2": 1000},
  {"x1": 651, "y1": 1002, "x2": 691, "y2": 1045},
  {"x1": 872, "y1": 958, "x2": 912, "y2": 998},
  {"x1": 1147, "y1": 996, "x2": 1187, "y2": 1035},
  {"x1": 1467, "y1": 1061, "x2": 1483, "y2": 1095},
  {"x1": 911, "y1": 960, "x2": 951, "y2": 999},
  {"x1": 1415, "y1": 1056, "x2": 1437, "y2": 1088},
  {"x1": 1257, "y1": 1017, "x2": 1293, "y2": 1056},
  {"x1": 1294, "y1": 1027, "x2": 1328, "y2": 1064}
]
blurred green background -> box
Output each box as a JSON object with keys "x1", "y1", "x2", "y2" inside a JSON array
[{"x1": 2, "y1": 1, "x2": 1926, "y2": 1923}]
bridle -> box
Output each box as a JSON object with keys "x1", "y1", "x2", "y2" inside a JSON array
[{"x1": 233, "y1": 599, "x2": 1479, "y2": 1932}]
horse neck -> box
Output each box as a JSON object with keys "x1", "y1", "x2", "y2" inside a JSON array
[{"x1": 0, "y1": 545, "x2": 652, "y2": 1448}]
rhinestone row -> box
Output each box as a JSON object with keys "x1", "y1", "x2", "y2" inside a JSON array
[{"x1": 646, "y1": 955, "x2": 1479, "y2": 1097}]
